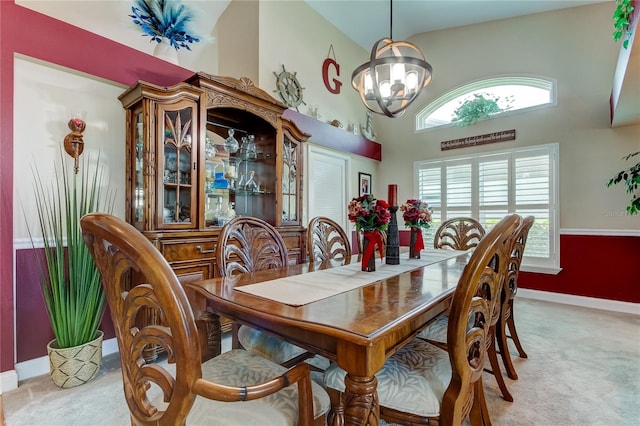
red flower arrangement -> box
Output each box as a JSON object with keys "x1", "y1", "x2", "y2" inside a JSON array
[
  {"x1": 400, "y1": 199, "x2": 432, "y2": 258},
  {"x1": 400, "y1": 199, "x2": 432, "y2": 229},
  {"x1": 348, "y1": 194, "x2": 390, "y2": 271},
  {"x1": 348, "y1": 194, "x2": 391, "y2": 231}
]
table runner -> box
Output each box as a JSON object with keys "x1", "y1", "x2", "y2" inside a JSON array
[{"x1": 235, "y1": 249, "x2": 466, "y2": 306}]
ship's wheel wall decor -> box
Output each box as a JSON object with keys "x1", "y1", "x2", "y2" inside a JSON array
[{"x1": 274, "y1": 65, "x2": 306, "y2": 110}]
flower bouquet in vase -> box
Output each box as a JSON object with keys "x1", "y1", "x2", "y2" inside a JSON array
[
  {"x1": 400, "y1": 199, "x2": 432, "y2": 259},
  {"x1": 348, "y1": 194, "x2": 391, "y2": 271}
]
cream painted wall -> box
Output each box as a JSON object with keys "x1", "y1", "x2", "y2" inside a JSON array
[
  {"x1": 257, "y1": 1, "x2": 375, "y2": 136},
  {"x1": 13, "y1": 57, "x2": 127, "y2": 242},
  {"x1": 375, "y1": 3, "x2": 639, "y2": 230},
  {"x1": 217, "y1": 0, "x2": 259, "y2": 82}
]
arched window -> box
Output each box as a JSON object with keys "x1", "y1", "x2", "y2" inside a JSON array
[{"x1": 416, "y1": 76, "x2": 556, "y2": 130}]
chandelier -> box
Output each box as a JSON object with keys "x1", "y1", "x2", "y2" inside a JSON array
[{"x1": 351, "y1": 0, "x2": 433, "y2": 118}]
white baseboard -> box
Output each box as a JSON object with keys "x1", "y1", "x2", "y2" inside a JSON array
[
  {"x1": 519, "y1": 289, "x2": 640, "y2": 315},
  {"x1": 13, "y1": 337, "x2": 119, "y2": 384},
  {"x1": 0, "y1": 369, "x2": 18, "y2": 394}
]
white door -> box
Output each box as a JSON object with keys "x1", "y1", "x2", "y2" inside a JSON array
[{"x1": 307, "y1": 145, "x2": 350, "y2": 231}]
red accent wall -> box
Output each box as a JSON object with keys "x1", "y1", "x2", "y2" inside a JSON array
[
  {"x1": 519, "y1": 234, "x2": 640, "y2": 303},
  {"x1": 361, "y1": 231, "x2": 639, "y2": 304},
  {"x1": 14, "y1": 249, "x2": 115, "y2": 362}
]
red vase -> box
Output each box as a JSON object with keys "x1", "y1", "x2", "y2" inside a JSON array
[
  {"x1": 409, "y1": 228, "x2": 423, "y2": 259},
  {"x1": 361, "y1": 236, "x2": 376, "y2": 271},
  {"x1": 361, "y1": 230, "x2": 384, "y2": 271}
]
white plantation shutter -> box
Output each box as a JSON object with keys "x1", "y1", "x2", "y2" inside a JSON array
[{"x1": 415, "y1": 143, "x2": 559, "y2": 271}]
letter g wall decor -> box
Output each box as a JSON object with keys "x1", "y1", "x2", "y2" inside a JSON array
[{"x1": 322, "y1": 45, "x2": 342, "y2": 94}]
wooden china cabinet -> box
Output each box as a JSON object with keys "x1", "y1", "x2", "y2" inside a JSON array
[{"x1": 119, "y1": 73, "x2": 308, "y2": 347}]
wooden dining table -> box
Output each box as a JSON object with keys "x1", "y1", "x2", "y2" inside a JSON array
[{"x1": 186, "y1": 249, "x2": 471, "y2": 426}]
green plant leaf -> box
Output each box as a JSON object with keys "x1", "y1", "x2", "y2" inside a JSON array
[
  {"x1": 607, "y1": 151, "x2": 640, "y2": 216},
  {"x1": 27, "y1": 150, "x2": 116, "y2": 348}
]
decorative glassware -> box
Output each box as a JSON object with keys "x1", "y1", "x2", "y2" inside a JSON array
[
  {"x1": 213, "y1": 199, "x2": 224, "y2": 226},
  {"x1": 224, "y1": 159, "x2": 237, "y2": 189},
  {"x1": 205, "y1": 134, "x2": 217, "y2": 159},
  {"x1": 223, "y1": 128, "x2": 239, "y2": 153},
  {"x1": 225, "y1": 202, "x2": 236, "y2": 222},
  {"x1": 244, "y1": 170, "x2": 258, "y2": 192},
  {"x1": 245, "y1": 134, "x2": 257, "y2": 159},
  {"x1": 212, "y1": 161, "x2": 228, "y2": 189}
]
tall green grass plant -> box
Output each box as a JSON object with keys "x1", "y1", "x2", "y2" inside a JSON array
[{"x1": 29, "y1": 151, "x2": 115, "y2": 348}]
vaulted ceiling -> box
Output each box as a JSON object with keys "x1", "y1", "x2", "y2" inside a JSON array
[{"x1": 305, "y1": 0, "x2": 638, "y2": 127}]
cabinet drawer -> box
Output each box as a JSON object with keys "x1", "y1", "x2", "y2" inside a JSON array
[{"x1": 161, "y1": 239, "x2": 218, "y2": 262}]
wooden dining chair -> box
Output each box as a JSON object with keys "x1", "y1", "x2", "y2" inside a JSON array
[
  {"x1": 433, "y1": 216, "x2": 486, "y2": 251},
  {"x1": 80, "y1": 213, "x2": 329, "y2": 426},
  {"x1": 418, "y1": 216, "x2": 487, "y2": 347},
  {"x1": 417, "y1": 215, "x2": 520, "y2": 402},
  {"x1": 307, "y1": 216, "x2": 351, "y2": 264},
  {"x1": 497, "y1": 215, "x2": 535, "y2": 380},
  {"x1": 217, "y1": 216, "x2": 314, "y2": 368},
  {"x1": 417, "y1": 216, "x2": 487, "y2": 344},
  {"x1": 323, "y1": 214, "x2": 520, "y2": 426}
]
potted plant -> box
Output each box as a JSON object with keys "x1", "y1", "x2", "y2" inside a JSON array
[
  {"x1": 607, "y1": 151, "x2": 639, "y2": 215},
  {"x1": 129, "y1": 0, "x2": 200, "y2": 63},
  {"x1": 451, "y1": 92, "x2": 510, "y2": 126},
  {"x1": 613, "y1": 0, "x2": 635, "y2": 49},
  {"x1": 29, "y1": 148, "x2": 115, "y2": 388}
]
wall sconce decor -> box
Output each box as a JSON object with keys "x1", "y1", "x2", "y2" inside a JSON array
[{"x1": 64, "y1": 117, "x2": 86, "y2": 174}]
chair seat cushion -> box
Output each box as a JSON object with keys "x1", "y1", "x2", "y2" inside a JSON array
[
  {"x1": 323, "y1": 339, "x2": 450, "y2": 418},
  {"x1": 152, "y1": 349, "x2": 329, "y2": 425},
  {"x1": 416, "y1": 314, "x2": 448, "y2": 343},
  {"x1": 239, "y1": 325, "x2": 309, "y2": 365}
]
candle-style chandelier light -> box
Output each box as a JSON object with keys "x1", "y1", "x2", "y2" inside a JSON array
[{"x1": 351, "y1": 0, "x2": 433, "y2": 118}]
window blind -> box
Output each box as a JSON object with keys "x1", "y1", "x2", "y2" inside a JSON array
[{"x1": 414, "y1": 143, "x2": 559, "y2": 270}]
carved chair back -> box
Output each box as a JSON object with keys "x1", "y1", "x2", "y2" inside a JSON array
[
  {"x1": 81, "y1": 213, "x2": 205, "y2": 424},
  {"x1": 441, "y1": 213, "x2": 519, "y2": 424},
  {"x1": 81, "y1": 213, "x2": 323, "y2": 426},
  {"x1": 307, "y1": 216, "x2": 352, "y2": 264},
  {"x1": 433, "y1": 217, "x2": 486, "y2": 251},
  {"x1": 216, "y1": 216, "x2": 288, "y2": 277},
  {"x1": 505, "y1": 215, "x2": 535, "y2": 304}
]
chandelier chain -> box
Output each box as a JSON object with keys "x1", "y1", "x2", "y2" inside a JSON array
[{"x1": 389, "y1": 0, "x2": 393, "y2": 39}]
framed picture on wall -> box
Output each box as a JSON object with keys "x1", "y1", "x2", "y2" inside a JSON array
[{"x1": 358, "y1": 172, "x2": 372, "y2": 196}]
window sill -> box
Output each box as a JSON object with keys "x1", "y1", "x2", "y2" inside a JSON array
[{"x1": 520, "y1": 265, "x2": 562, "y2": 275}]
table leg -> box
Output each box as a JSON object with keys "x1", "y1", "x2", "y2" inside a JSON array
[
  {"x1": 329, "y1": 373, "x2": 379, "y2": 426},
  {"x1": 186, "y1": 287, "x2": 221, "y2": 361}
]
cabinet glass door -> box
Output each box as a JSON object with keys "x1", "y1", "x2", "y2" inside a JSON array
[
  {"x1": 159, "y1": 104, "x2": 196, "y2": 227},
  {"x1": 133, "y1": 110, "x2": 144, "y2": 225},
  {"x1": 281, "y1": 136, "x2": 298, "y2": 223},
  {"x1": 232, "y1": 134, "x2": 276, "y2": 224}
]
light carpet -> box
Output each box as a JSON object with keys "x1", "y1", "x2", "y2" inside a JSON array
[{"x1": 2, "y1": 298, "x2": 639, "y2": 425}]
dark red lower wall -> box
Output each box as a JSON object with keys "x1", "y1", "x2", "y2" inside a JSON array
[
  {"x1": 15, "y1": 248, "x2": 115, "y2": 362},
  {"x1": 519, "y1": 234, "x2": 640, "y2": 303}
]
